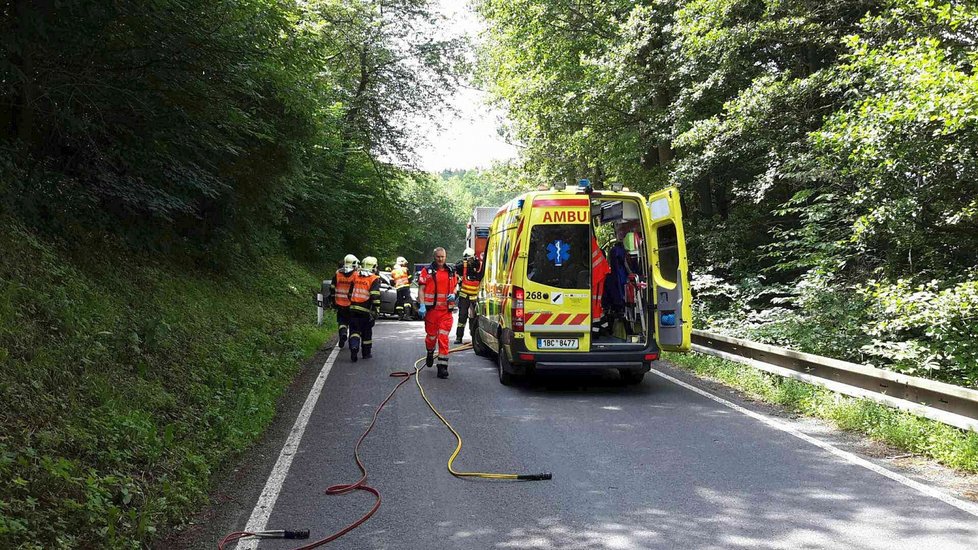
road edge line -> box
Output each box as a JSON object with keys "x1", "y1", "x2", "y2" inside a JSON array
[
  {"x1": 650, "y1": 367, "x2": 978, "y2": 519},
  {"x1": 235, "y1": 345, "x2": 341, "y2": 549}
]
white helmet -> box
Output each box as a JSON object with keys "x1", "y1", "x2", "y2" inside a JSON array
[
  {"x1": 396, "y1": 256, "x2": 407, "y2": 266},
  {"x1": 343, "y1": 254, "x2": 359, "y2": 269},
  {"x1": 361, "y1": 256, "x2": 378, "y2": 271},
  {"x1": 462, "y1": 247, "x2": 475, "y2": 259}
]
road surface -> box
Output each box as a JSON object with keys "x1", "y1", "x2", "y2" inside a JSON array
[{"x1": 222, "y1": 317, "x2": 978, "y2": 549}]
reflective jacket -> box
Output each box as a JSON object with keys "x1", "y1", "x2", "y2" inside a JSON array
[
  {"x1": 391, "y1": 265, "x2": 411, "y2": 289},
  {"x1": 350, "y1": 271, "x2": 381, "y2": 314},
  {"x1": 417, "y1": 263, "x2": 458, "y2": 309},
  {"x1": 591, "y1": 237, "x2": 611, "y2": 319},
  {"x1": 332, "y1": 268, "x2": 357, "y2": 308},
  {"x1": 455, "y1": 259, "x2": 483, "y2": 299}
]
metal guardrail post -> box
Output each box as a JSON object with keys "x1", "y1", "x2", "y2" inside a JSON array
[{"x1": 690, "y1": 329, "x2": 978, "y2": 432}]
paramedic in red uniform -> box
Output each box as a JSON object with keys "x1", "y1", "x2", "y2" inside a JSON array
[{"x1": 417, "y1": 247, "x2": 459, "y2": 379}]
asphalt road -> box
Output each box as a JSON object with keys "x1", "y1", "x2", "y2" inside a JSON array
[{"x1": 228, "y1": 317, "x2": 978, "y2": 549}]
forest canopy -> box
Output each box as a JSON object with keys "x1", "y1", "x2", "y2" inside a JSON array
[
  {"x1": 1, "y1": 0, "x2": 470, "y2": 266},
  {"x1": 476, "y1": 0, "x2": 978, "y2": 387}
]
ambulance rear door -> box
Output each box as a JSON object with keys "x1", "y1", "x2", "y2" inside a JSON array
[
  {"x1": 646, "y1": 187, "x2": 692, "y2": 351},
  {"x1": 521, "y1": 196, "x2": 593, "y2": 353}
]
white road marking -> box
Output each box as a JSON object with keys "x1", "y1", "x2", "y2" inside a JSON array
[
  {"x1": 235, "y1": 346, "x2": 341, "y2": 549},
  {"x1": 651, "y1": 368, "x2": 978, "y2": 519}
]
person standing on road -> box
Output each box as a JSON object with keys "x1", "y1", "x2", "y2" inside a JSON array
[
  {"x1": 417, "y1": 247, "x2": 458, "y2": 379},
  {"x1": 391, "y1": 256, "x2": 413, "y2": 320},
  {"x1": 331, "y1": 254, "x2": 359, "y2": 349},
  {"x1": 348, "y1": 256, "x2": 381, "y2": 362},
  {"x1": 454, "y1": 248, "x2": 483, "y2": 344}
]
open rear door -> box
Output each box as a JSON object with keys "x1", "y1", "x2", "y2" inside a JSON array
[{"x1": 646, "y1": 187, "x2": 692, "y2": 351}]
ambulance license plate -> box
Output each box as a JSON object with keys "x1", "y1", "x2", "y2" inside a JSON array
[{"x1": 538, "y1": 338, "x2": 579, "y2": 350}]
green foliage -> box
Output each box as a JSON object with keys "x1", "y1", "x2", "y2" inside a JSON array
[
  {"x1": 668, "y1": 351, "x2": 978, "y2": 473},
  {"x1": 861, "y1": 278, "x2": 978, "y2": 386},
  {"x1": 1, "y1": 0, "x2": 466, "y2": 267},
  {"x1": 0, "y1": 218, "x2": 332, "y2": 548},
  {"x1": 479, "y1": 0, "x2": 978, "y2": 387}
]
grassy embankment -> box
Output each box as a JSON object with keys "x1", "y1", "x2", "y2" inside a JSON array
[
  {"x1": 0, "y1": 217, "x2": 334, "y2": 548},
  {"x1": 666, "y1": 351, "x2": 978, "y2": 473}
]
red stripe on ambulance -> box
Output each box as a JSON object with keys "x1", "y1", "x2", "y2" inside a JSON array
[
  {"x1": 532, "y1": 198, "x2": 590, "y2": 207},
  {"x1": 551, "y1": 313, "x2": 570, "y2": 325},
  {"x1": 531, "y1": 312, "x2": 553, "y2": 325}
]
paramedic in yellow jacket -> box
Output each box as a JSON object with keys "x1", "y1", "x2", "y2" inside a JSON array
[
  {"x1": 390, "y1": 256, "x2": 412, "y2": 320},
  {"x1": 453, "y1": 248, "x2": 483, "y2": 344}
]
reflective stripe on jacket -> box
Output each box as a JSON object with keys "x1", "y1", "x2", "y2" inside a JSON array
[
  {"x1": 391, "y1": 266, "x2": 410, "y2": 289},
  {"x1": 350, "y1": 272, "x2": 381, "y2": 313},
  {"x1": 333, "y1": 269, "x2": 356, "y2": 307},
  {"x1": 459, "y1": 262, "x2": 481, "y2": 298},
  {"x1": 591, "y1": 237, "x2": 611, "y2": 319},
  {"x1": 418, "y1": 264, "x2": 458, "y2": 308}
]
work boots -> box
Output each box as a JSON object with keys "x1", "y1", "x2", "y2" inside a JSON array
[
  {"x1": 454, "y1": 328, "x2": 464, "y2": 345},
  {"x1": 437, "y1": 364, "x2": 448, "y2": 379},
  {"x1": 338, "y1": 327, "x2": 348, "y2": 349},
  {"x1": 362, "y1": 344, "x2": 372, "y2": 359},
  {"x1": 425, "y1": 350, "x2": 434, "y2": 369}
]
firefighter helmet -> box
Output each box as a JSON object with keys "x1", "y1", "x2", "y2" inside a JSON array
[
  {"x1": 462, "y1": 247, "x2": 475, "y2": 259},
  {"x1": 343, "y1": 254, "x2": 359, "y2": 269},
  {"x1": 362, "y1": 256, "x2": 378, "y2": 272},
  {"x1": 396, "y1": 256, "x2": 407, "y2": 266}
]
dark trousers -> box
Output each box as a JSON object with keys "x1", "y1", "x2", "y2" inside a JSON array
[
  {"x1": 349, "y1": 312, "x2": 374, "y2": 356},
  {"x1": 455, "y1": 295, "x2": 475, "y2": 339},
  {"x1": 337, "y1": 306, "x2": 350, "y2": 342},
  {"x1": 395, "y1": 287, "x2": 411, "y2": 317}
]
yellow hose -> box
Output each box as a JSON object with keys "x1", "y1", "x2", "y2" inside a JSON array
[{"x1": 412, "y1": 343, "x2": 551, "y2": 481}]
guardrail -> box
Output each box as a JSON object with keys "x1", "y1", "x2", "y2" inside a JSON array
[{"x1": 690, "y1": 329, "x2": 978, "y2": 432}]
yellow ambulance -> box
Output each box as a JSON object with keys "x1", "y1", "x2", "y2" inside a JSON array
[{"x1": 470, "y1": 181, "x2": 691, "y2": 385}]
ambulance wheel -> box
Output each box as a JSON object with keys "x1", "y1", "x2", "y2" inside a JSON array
[
  {"x1": 497, "y1": 346, "x2": 515, "y2": 386},
  {"x1": 471, "y1": 320, "x2": 491, "y2": 358},
  {"x1": 619, "y1": 369, "x2": 645, "y2": 385}
]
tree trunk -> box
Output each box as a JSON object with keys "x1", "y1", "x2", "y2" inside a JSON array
[{"x1": 695, "y1": 177, "x2": 715, "y2": 218}]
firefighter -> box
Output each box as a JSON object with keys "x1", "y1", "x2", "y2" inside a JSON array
[
  {"x1": 348, "y1": 256, "x2": 381, "y2": 362},
  {"x1": 390, "y1": 256, "x2": 412, "y2": 320},
  {"x1": 417, "y1": 247, "x2": 458, "y2": 379},
  {"x1": 331, "y1": 254, "x2": 359, "y2": 348},
  {"x1": 453, "y1": 248, "x2": 483, "y2": 344}
]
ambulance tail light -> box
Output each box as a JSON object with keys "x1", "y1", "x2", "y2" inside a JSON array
[{"x1": 512, "y1": 286, "x2": 525, "y2": 332}]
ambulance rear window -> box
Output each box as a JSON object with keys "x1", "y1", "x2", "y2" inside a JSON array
[{"x1": 526, "y1": 224, "x2": 590, "y2": 289}]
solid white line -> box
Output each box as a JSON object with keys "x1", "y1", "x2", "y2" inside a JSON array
[
  {"x1": 650, "y1": 368, "x2": 978, "y2": 519},
  {"x1": 235, "y1": 345, "x2": 342, "y2": 550}
]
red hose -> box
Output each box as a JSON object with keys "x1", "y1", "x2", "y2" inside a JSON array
[{"x1": 219, "y1": 362, "x2": 424, "y2": 549}]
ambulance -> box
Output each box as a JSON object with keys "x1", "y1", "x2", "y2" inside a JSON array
[{"x1": 470, "y1": 180, "x2": 691, "y2": 385}]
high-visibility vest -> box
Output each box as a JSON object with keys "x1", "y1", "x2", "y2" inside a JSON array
[
  {"x1": 624, "y1": 231, "x2": 643, "y2": 254},
  {"x1": 334, "y1": 269, "x2": 356, "y2": 307},
  {"x1": 391, "y1": 266, "x2": 410, "y2": 289},
  {"x1": 459, "y1": 262, "x2": 480, "y2": 298},
  {"x1": 350, "y1": 272, "x2": 379, "y2": 313},
  {"x1": 419, "y1": 264, "x2": 457, "y2": 308}
]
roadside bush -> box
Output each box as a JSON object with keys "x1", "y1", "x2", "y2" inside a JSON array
[
  {"x1": 0, "y1": 218, "x2": 332, "y2": 549},
  {"x1": 860, "y1": 278, "x2": 978, "y2": 388}
]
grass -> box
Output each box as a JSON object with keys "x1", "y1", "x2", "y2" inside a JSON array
[
  {"x1": 665, "y1": 351, "x2": 978, "y2": 473},
  {"x1": 0, "y1": 218, "x2": 335, "y2": 549}
]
